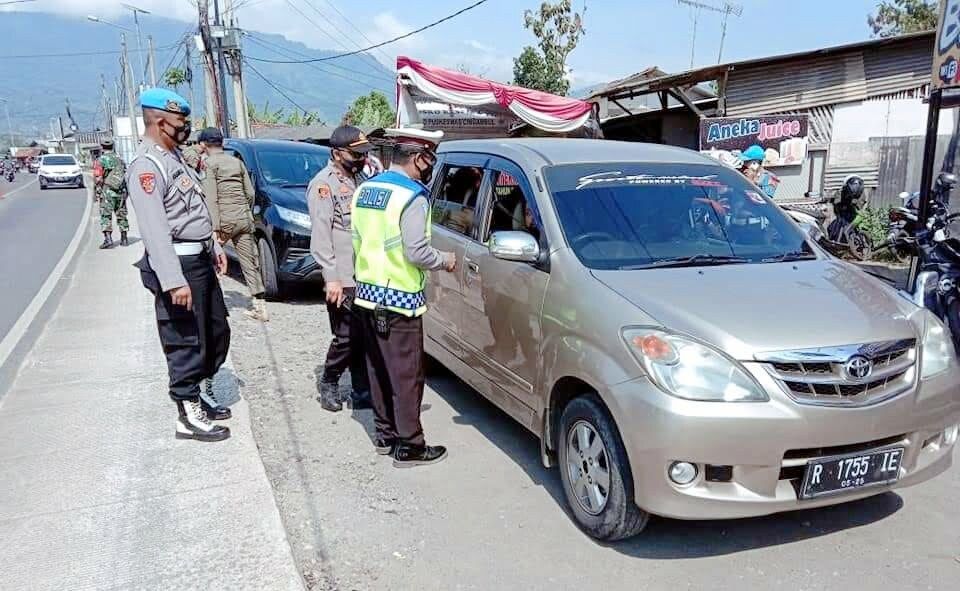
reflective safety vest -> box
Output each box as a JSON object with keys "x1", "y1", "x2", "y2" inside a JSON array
[{"x1": 351, "y1": 171, "x2": 430, "y2": 317}]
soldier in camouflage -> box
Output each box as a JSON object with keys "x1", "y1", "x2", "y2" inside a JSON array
[{"x1": 96, "y1": 139, "x2": 130, "y2": 248}]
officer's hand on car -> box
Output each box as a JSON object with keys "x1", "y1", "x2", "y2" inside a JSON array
[
  {"x1": 325, "y1": 280, "x2": 346, "y2": 306},
  {"x1": 442, "y1": 252, "x2": 457, "y2": 272},
  {"x1": 170, "y1": 285, "x2": 193, "y2": 310}
]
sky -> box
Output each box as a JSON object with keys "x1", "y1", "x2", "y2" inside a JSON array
[{"x1": 2, "y1": 0, "x2": 901, "y2": 91}]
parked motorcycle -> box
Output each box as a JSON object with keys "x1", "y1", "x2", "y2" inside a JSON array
[
  {"x1": 823, "y1": 175, "x2": 873, "y2": 260},
  {"x1": 888, "y1": 172, "x2": 960, "y2": 354},
  {"x1": 879, "y1": 191, "x2": 921, "y2": 263}
]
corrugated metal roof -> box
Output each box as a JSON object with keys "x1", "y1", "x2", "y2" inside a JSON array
[
  {"x1": 726, "y1": 53, "x2": 867, "y2": 115},
  {"x1": 863, "y1": 37, "x2": 931, "y2": 97}
]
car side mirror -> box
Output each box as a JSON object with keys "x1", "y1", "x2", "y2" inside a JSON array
[{"x1": 489, "y1": 231, "x2": 540, "y2": 263}]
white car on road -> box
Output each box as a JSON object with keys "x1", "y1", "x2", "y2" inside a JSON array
[{"x1": 38, "y1": 154, "x2": 84, "y2": 190}]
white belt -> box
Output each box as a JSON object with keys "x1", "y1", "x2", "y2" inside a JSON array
[{"x1": 173, "y1": 242, "x2": 205, "y2": 255}]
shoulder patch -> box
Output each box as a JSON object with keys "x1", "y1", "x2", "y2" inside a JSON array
[
  {"x1": 139, "y1": 173, "x2": 156, "y2": 194},
  {"x1": 318, "y1": 184, "x2": 332, "y2": 199}
]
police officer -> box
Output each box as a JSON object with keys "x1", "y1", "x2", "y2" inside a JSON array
[
  {"x1": 182, "y1": 140, "x2": 205, "y2": 175},
  {"x1": 95, "y1": 138, "x2": 130, "y2": 249},
  {"x1": 198, "y1": 127, "x2": 268, "y2": 322},
  {"x1": 126, "y1": 88, "x2": 233, "y2": 442},
  {"x1": 307, "y1": 125, "x2": 372, "y2": 412},
  {"x1": 352, "y1": 127, "x2": 456, "y2": 467}
]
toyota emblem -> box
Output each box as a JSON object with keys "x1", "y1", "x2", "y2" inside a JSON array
[
  {"x1": 937, "y1": 277, "x2": 956, "y2": 295},
  {"x1": 845, "y1": 355, "x2": 873, "y2": 380}
]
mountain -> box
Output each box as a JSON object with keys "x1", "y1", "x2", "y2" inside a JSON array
[{"x1": 0, "y1": 11, "x2": 394, "y2": 141}]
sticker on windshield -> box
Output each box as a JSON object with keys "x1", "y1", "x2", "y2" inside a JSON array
[{"x1": 576, "y1": 171, "x2": 722, "y2": 190}]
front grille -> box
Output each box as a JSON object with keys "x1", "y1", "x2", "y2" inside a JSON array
[
  {"x1": 757, "y1": 339, "x2": 917, "y2": 407},
  {"x1": 778, "y1": 433, "x2": 908, "y2": 486}
]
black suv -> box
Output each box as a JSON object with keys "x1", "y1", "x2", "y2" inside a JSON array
[{"x1": 223, "y1": 138, "x2": 329, "y2": 298}]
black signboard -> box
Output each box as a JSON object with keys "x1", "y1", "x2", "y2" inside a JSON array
[{"x1": 699, "y1": 114, "x2": 810, "y2": 166}]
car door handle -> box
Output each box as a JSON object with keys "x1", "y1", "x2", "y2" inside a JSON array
[{"x1": 466, "y1": 261, "x2": 480, "y2": 274}]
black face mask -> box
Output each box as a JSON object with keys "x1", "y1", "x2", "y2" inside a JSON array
[
  {"x1": 416, "y1": 154, "x2": 435, "y2": 185},
  {"x1": 337, "y1": 150, "x2": 366, "y2": 175},
  {"x1": 164, "y1": 120, "x2": 192, "y2": 145}
]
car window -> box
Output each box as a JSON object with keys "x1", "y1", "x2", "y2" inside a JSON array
[
  {"x1": 432, "y1": 165, "x2": 483, "y2": 238},
  {"x1": 43, "y1": 156, "x2": 76, "y2": 166},
  {"x1": 256, "y1": 149, "x2": 328, "y2": 187},
  {"x1": 483, "y1": 168, "x2": 542, "y2": 243},
  {"x1": 544, "y1": 162, "x2": 809, "y2": 270}
]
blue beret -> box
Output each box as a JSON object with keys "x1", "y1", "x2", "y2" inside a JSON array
[{"x1": 139, "y1": 88, "x2": 191, "y2": 116}]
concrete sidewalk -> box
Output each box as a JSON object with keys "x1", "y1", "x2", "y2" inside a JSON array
[{"x1": 0, "y1": 210, "x2": 303, "y2": 590}]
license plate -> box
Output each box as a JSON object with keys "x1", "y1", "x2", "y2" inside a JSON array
[{"x1": 800, "y1": 447, "x2": 904, "y2": 499}]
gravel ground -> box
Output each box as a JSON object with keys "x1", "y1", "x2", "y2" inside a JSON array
[{"x1": 219, "y1": 270, "x2": 960, "y2": 591}]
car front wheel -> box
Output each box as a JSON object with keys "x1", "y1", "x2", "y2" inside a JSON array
[
  {"x1": 558, "y1": 395, "x2": 649, "y2": 541},
  {"x1": 258, "y1": 236, "x2": 281, "y2": 300}
]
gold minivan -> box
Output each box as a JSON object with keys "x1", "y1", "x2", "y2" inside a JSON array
[{"x1": 423, "y1": 138, "x2": 960, "y2": 540}]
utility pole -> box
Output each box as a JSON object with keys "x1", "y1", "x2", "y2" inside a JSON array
[
  {"x1": 0, "y1": 98, "x2": 14, "y2": 147},
  {"x1": 121, "y1": 33, "x2": 140, "y2": 144},
  {"x1": 100, "y1": 74, "x2": 113, "y2": 133},
  {"x1": 213, "y1": 0, "x2": 231, "y2": 137},
  {"x1": 184, "y1": 39, "x2": 198, "y2": 123},
  {"x1": 198, "y1": 1, "x2": 222, "y2": 129},
  {"x1": 224, "y1": 0, "x2": 250, "y2": 138},
  {"x1": 121, "y1": 3, "x2": 150, "y2": 89},
  {"x1": 147, "y1": 35, "x2": 158, "y2": 86}
]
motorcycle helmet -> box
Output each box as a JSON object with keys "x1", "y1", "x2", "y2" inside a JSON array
[{"x1": 741, "y1": 145, "x2": 765, "y2": 163}]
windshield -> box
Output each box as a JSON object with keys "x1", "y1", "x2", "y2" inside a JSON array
[
  {"x1": 544, "y1": 162, "x2": 812, "y2": 270},
  {"x1": 256, "y1": 148, "x2": 328, "y2": 186},
  {"x1": 43, "y1": 156, "x2": 76, "y2": 166}
]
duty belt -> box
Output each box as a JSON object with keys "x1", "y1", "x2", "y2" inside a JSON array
[{"x1": 173, "y1": 242, "x2": 206, "y2": 256}]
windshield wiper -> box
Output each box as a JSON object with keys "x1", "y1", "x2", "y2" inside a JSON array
[
  {"x1": 761, "y1": 250, "x2": 818, "y2": 263},
  {"x1": 623, "y1": 254, "x2": 749, "y2": 269}
]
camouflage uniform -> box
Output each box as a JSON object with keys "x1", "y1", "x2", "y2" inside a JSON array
[{"x1": 97, "y1": 151, "x2": 129, "y2": 233}]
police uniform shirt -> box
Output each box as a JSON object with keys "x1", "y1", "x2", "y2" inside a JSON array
[
  {"x1": 307, "y1": 162, "x2": 362, "y2": 287},
  {"x1": 127, "y1": 137, "x2": 217, "y2": 292}
]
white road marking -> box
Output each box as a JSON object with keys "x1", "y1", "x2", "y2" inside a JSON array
[
  {"x1": 0, "y1": 177, "x2": 93, "y2": 372},
  {"x1": 0, "y1": 178, "x2": 38, "y2": 200}
]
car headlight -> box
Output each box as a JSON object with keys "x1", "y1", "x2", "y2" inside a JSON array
[
  {"x1": 621, "y1": 328, "x2": 768, "y2": 402},
  {"x1": 921, "y1": 310, "x2": 955, "y2": 379},
  {"x1": 274, "y1": 205, "x2": 312, "y2": 230}
]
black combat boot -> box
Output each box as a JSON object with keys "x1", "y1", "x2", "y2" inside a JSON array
[
  {"x1": 99, "y1": 232, "x2": 113, "y2": 249},
  {"x1": 393, "y1": 443, "x2": 448, "y2": 468},
  {"x1": 120, "y1": 231, "x2": 128, "y2": 246},
  {"x1": 175, "y1": 399, "x2": 231, "y2": 442},
  {"x1": 201, "y1": 378, "x2": 232, "y2": 420},
  {"x1": 317, "y1": 381, "x2": 342, "y2": 412}
]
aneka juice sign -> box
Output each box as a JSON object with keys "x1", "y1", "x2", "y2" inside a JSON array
[
  {"x1": 933, "y1": 0, "x2": 960, "y2": 90},
  {"x1": 699, "y1": 115, "x2": 809, "y2": 167}
]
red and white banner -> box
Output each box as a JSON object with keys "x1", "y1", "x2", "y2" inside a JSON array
[{"x1": 396, "y1": 56, "x2": 594, "y2": 134}]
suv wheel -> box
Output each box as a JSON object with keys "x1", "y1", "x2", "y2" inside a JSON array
[
  {"x1": 258, "y1": 236, "x2": 281, "y2": 300},
  {"x1": 558, "y1": 396, "x2": 649, "y2": 540}
]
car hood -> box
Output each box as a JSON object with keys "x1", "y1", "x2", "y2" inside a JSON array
[
  {"x1": 40, "y1": 166, "x2": 80, "y2": 174},
  {"x1": 592, "y1": 259, "x2": 919, "y2": 360},
  {"x1": 262, "y1": 184, "x2": 309, "y2": 212}
]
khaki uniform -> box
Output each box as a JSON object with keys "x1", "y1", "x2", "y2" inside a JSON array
[
  {"x1": 182, "y1": 144, "x2": 205, "y2": 175},
  {"x1": 201, "y1": 150, "x2": 265, "y2": 297},
  {"x1": 306, "y1": 161, "x2": 368, "y2": 394}
]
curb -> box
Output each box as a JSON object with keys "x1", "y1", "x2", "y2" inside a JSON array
[{"x1": 0, "y1": 178, "x2": 93, "y2": 370}]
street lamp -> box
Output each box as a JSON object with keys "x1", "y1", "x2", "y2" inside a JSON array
[{"x1": 86, "y1": 15, "x2": 134, "y2": 33}]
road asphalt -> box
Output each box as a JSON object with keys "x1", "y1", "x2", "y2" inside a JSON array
[
  {"x1": 0, "y1": 175, "x2": 86, "y2": 341},
  {"x1": 0, "y1": 207, "x2": 303, "y2": 590}
]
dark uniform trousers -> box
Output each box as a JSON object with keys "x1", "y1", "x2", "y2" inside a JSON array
[
  {"x1": 358, "y1": 309, "x2": 426, "y2": 447},
  {"x1": 322, "y1": 287, "x2": 369, "y2": 392},
  {"x1": 137, "y1": 250, "x2": 230, "y2": 400}
]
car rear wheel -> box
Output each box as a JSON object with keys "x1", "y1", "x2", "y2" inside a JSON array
[
  {"x1": 258, "y1": 236, "x2": 281, "y2": 300},
  {"x1": 558, "y1": 395, "x2": 649, "y2": 541}
]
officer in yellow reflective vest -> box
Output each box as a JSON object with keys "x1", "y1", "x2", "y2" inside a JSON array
[{"x1": 352, "y1": 128, "x2": 456, "y2": 468}]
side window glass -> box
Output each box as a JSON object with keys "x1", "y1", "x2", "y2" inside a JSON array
[
  {"x1": 431, "y1": 165, "x2": 483, "y2": 238},
  {"x1": 485, "y1": 168, "x2": 541, "y2": 243}
]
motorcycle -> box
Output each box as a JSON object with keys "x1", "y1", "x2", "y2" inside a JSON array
[
  {"x1": 5, "y1": 169, "x2": 13, "y2": 182},
  {"x1": 888, "y1": 172, "x2": 960, "y2": 354},
  {"x1": 824, "y1": 175, "x2": 873, "y2": 260},
  {"x1": 879, "y1": 191, "x2": 921, "y2": 263}
]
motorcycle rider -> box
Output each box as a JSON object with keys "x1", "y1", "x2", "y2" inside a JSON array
[{"x1": 827, "y1": 175, "x2": 864, "y2": 242}]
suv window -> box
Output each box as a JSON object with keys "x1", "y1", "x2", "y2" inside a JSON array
[
  {"x1": 432, "y1": 165, "x2": 483, "y2": 238},
  {"x1": 484, "y1": 168, "x2": 542, "y2": 243},
  {"x1": 256, "y1": 149, "x2": 328, "y2": 187}
]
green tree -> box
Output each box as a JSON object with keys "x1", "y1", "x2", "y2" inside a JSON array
[
  {"x1": 867, "y1": 0, "x2": 938, "y2": 38},
  {"x1": 162, "y1": 67, "x2": 188, "y2": 89},
  {"x1": 284, "y1": 110, "x2": 321, "y2": 126},
  {"x1": 512, "y1": 0, "x2": 585, "y2": 95},
  {"x1": 247, "y1": 100, "x2": 285, "y2": 125},
  {"x1": 344, "y1": 91, "x2": 395, "y2": 127}
]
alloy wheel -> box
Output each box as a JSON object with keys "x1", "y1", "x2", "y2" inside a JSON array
[{"x1": 565, "y1": 420, "x2": 611, "y2": 515}]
